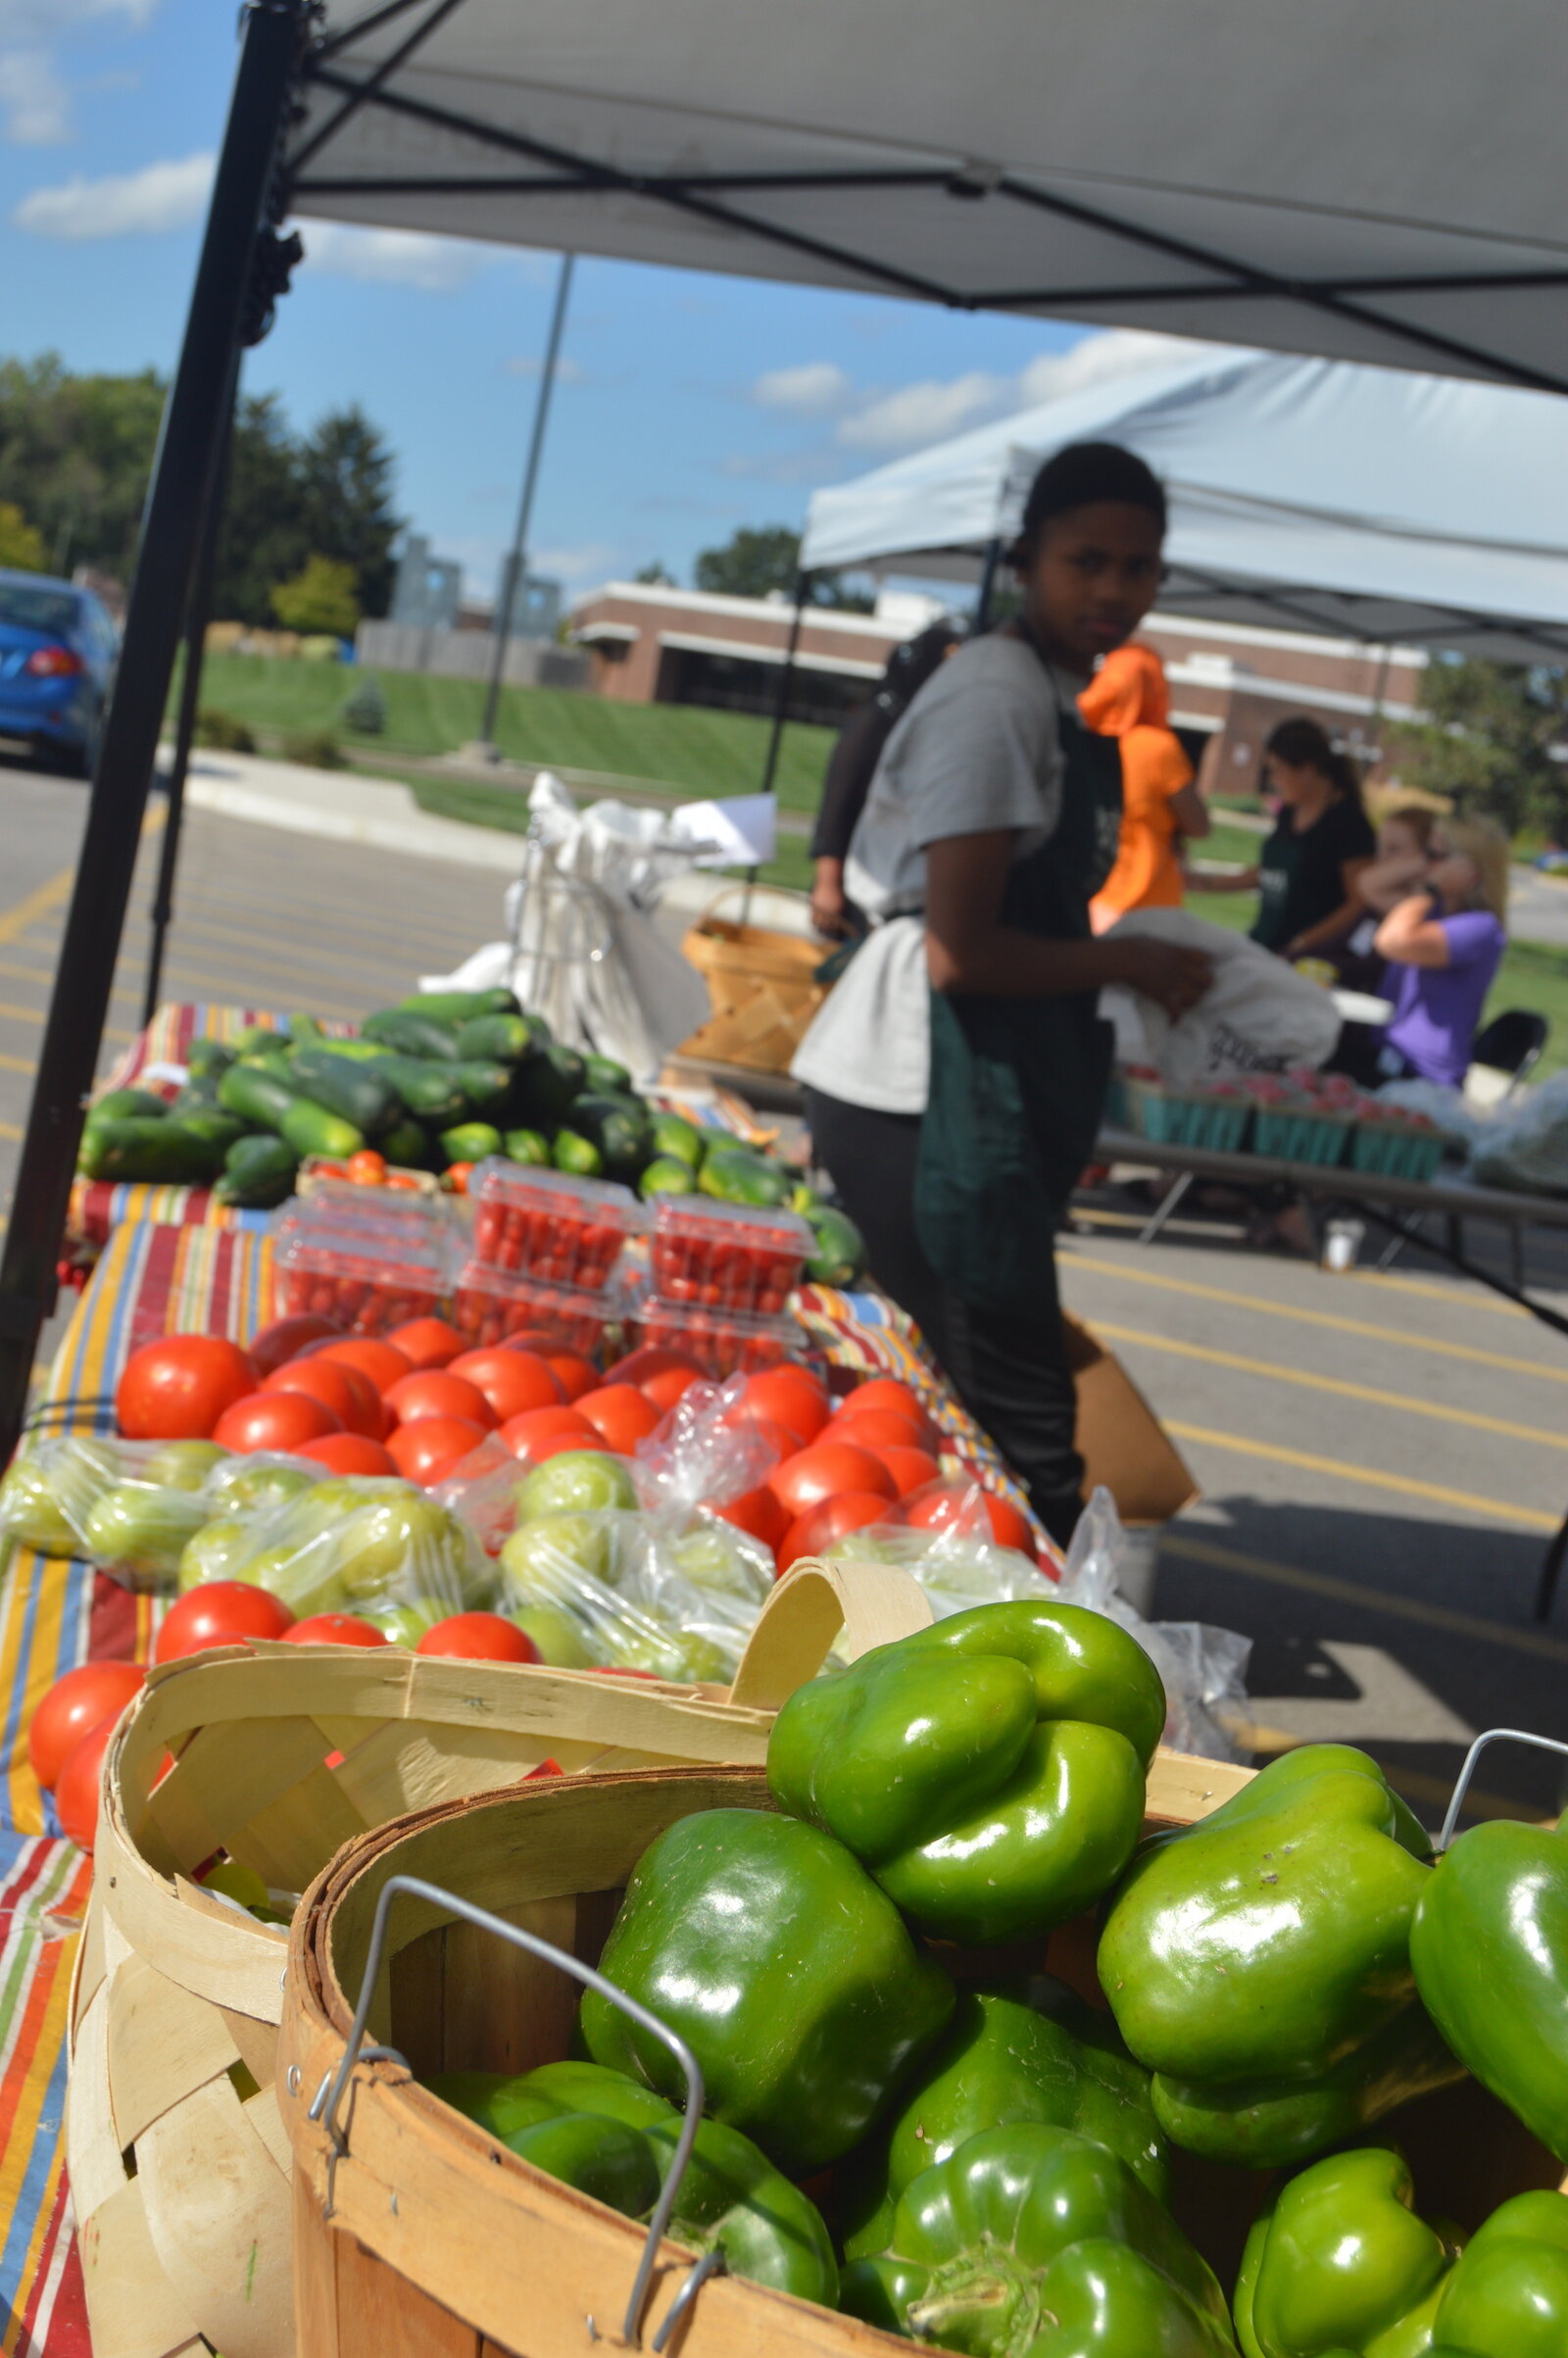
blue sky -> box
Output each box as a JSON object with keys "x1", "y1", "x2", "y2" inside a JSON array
[{"x1": 0, "y1": 0, "x2": 1182, "y2": 603}]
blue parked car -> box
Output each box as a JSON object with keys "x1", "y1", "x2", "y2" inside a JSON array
[{"x1": 0, "y1": 569, "x2": 118, "y2": 777}]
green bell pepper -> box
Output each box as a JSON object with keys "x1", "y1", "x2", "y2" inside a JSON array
[
  {"x1": 767, "y1": 1599, "x2": 1166, "y2": 1944},
  {"x1": 577, "y1": 1806, "x2": 954, "y2": 2176},
  {"x1": 428, "y1": 2058, "x2": 838, "y2": 2304},
  {"x1": 1432, "y1": 2187, "x2": 1568, "y2": 2358},
  {"x1": 1098, "y1": 1744, "x2": 1463, "y2": 2166},
  {"x1": 1410, "y1": 1815, "x2": 1568, "y2": 2164},
  {"x1": 840, "y1": 2123, "x2": 1237, "y2": 2357},
  {"x1": 837, "y1": 1977, "x2": 1168, "y2": 2260},
  {"x1": 1234, "y1": 2144, "x2": 1460, "y2": 2358}
]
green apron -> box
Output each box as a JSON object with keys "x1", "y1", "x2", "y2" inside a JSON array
[{"x1": 912, "y1": 685, "x2": 1123, "y2": 1322}]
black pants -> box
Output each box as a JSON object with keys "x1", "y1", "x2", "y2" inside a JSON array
[{"x1": 803, "y1": 1085, "x2": 1086, "y2": 1548}]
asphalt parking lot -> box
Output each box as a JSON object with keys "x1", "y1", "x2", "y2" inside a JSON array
[{"x1": 3, "y1": 757, "x2": 1566, "y2": 1829}]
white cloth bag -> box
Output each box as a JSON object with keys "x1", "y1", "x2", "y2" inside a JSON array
[{"x1": 1100, "y1": 909, "x2": 1342, "y2": 1087}]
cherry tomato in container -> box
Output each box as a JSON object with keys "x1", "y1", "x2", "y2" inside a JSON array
[
  {"x1": 704, "y1": 1485, "x2": 788, "y2": 1552},
  {"x1": 212, "y1": 1389, "x2": 341, "y2": 1453},
  {"x1": 56, "y1": 1716, "x2": 119, "y2": 1849},
  {"x1": 901, "y1": 1478, "x2": 1036, "y2": 1555},
  {"x1": 416, "y1": 1613, "x2": 541, "y2": 1664},
  {"x1": 384, "y1": 1370, "x2": 497, "y2": 1432},
  {"x1": 248, "y1": 1313, "x2": 342, "y2": 1378},
  {"x1": 777, "y1": 1491, "x2": 894, "y2": 1574},
  {"x1": 264, "y1": 1356, "x2": 383, "y2": 1438},
  {"x1": 154, "y1": 1582, "x2": 296, "y2": 1664},
  {"x1": 444, "y1": 1162, "x2": 475, "y2": 1196},
  {"x1": 28, "y1": 1661, "x2": 144, "y2": 1793},
  {"x1": 313, "y1": 1336, "x2": 415, "y2": 1395},
  {"x1": 742, "y1": 1365, "x2": 831, "y2": 1447},
  {"x1": 767, "y1": 1441, "x2": 896, "y2": 1519},
  {"x1": 574, "y1": 1384, "x2": 662, "y2": 1453},
  {"x1": 448, "y1": 1347, "x2": 563, "y2": 1423},
  {"x1": 386, "y1": 1416, "x2": 490, "y2": 1485},
  {"x1": 279, "y1": 1613, "x2": 388, "y2": 1648},
  {"x1": 346, "y1": 1150, "x2": 387, "y2": 1186},
  {"x1": 385, "y1": 1316, "x2": 465, "y2": 1370},
  {"x1": 499, "y1": 1405, "x2": 599, "y2": 1457},
  {"x1": 293, "y1": 1432, "x2": 400, "y2": 1477},
  {"x1": 116, "y1": 1335, "x2": 259, "y2": 1441}
]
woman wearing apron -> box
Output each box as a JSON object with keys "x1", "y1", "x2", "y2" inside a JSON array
[{"x1": 794, "y1": 443, "x2": 1211, "y2": 1547}]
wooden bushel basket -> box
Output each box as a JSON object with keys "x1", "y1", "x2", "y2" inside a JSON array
[
  {"x1": 677, "y1": 890, "x2": 831, "y2": 1076},
  {"x1": 68, "y1": 1559, "x2": 928, "y2": 2358}
]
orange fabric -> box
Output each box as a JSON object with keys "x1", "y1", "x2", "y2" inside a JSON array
[{"x1": 1081, "y1": 646, "x2": 1195, "y2": 925}]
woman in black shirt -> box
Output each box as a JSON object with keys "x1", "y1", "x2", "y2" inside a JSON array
[
  {"x1": 808, "y1": 619, "x2": 962, "y2": 936},
  {"x1": 1243, "y1": 717, "x2": 1376, "y2": 958}
]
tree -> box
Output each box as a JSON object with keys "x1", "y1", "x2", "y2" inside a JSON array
[
  {"x1": 634, "y1": 559, "x2": 676, "y2": 585},
  {"x1": 271, "y1": 555, "x2": 361, "y2": 638},
  {"x1": 297, "y1": 406, "x2": 399, "y2": 619},
  {"x1": 693, "y1": 523, "x2": 873, "y2": 611},
  {"x1": 0, "y1": 503, "x2": 44, "y2": 571},
  {"x1": 0, "y1": 353, "x2": 164, "y2": 578},
  {"x1": 1392, "y1": 658, "x2": 1568, "y2": 842}
]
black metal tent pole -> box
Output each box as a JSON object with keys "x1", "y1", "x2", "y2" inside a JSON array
[
  {"x1": 0, "y1": 0, "x2": 313, "y2": 1461},
  {"x1": 759, "y1": 571, "x2": 808, "y2": 801},
  {"x1": 974, "y1": 535, "x2": 1005, "y2": 632},
  {"x1": 142, "y1": 361, "x2": 240, "y2": 1026},
  {"x1": 479, "y1": 248, "x2": 575, "y2": 752}
]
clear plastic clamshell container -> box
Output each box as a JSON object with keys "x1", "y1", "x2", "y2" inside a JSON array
[
  {"x1": 649, "y1": 1193, "x2": 814, "y2": 1317},
  {"x1": 450, "y1": 1253, "x2": 616, "y2": 1357},
  {"x1": 270, "y1": 1191, "x2": 453, "y2": 1335},
  {"x1": 469, "y1": 1158, "x2": 645, "y2": 1293}
]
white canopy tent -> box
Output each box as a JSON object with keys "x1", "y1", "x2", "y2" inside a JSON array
[{"x1": 801, "y1": 346, "x2": 1568, "y2": 663}]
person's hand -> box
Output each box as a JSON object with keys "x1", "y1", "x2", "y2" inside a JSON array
[
  {"x1": 1120, "y1": 938, "x2": 1213, "y2": 1019},
  {"x1": 810, "y1": 860, "x2": 852, "y2": 939}
]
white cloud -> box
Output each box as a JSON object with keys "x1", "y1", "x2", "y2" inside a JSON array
[
  {"x1": 836, "y1": 369, "x2": 1003, "y2": 452},
  {"x1": 14, "y1": 147, "x2": 211, "y2": 235},
  {"x1": 0, "y1": 47, "x2": 68, "y2": 141},
  {"x1": 751, "y1": 361, "x2": 853, "y2": 417},
  {"x1": 297, "y1": 218, "x2": 493, "y2": 292},
  {"x1": 0, "y1": 0, "x2": 157, "y2": 29}
]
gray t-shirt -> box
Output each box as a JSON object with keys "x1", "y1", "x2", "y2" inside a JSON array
[{"x1": 793, "y1": 635, "x2": 1086, "y2": 1113}]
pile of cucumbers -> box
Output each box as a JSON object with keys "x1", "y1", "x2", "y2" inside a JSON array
[{"x1": 79, "y1": 990, "x2": 868, "y2": 1285}]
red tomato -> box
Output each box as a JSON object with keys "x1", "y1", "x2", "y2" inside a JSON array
[
  {"x1": 279, "y1": 1614, "x2": 389, "y2": 1648},
  {"x1": 154, "y1": 1582, "x2": 296, "y2": 1664},
  {"x1": 901, "y1": 1478, "x2": 1036, "y2": 1554},
  {"x1": 314, "y1": 1336, "x2": 415, "y2": 1394},
  {"x1": 840, "y1": 1377, "x2": 937, "y2": 1439},
  {"x1": 386, "y1": 1416, "x2": 490, "y2": 1485},
  {"x1": 604, "y1": 1345, "x2": 705, "y2": 1390},
  {"x1": 527, "y1": 1429, "x2": 619, "y2": 1468},
  {"x1": 444, "y1": 1161, "x2": 475, "y2": 1196},
  {"x1": 720, "y1": 1412, "x2": 803, "y2": 1472},
  {"x1": 116, "y1": 1335, "x2": 259, "y2": 1440},
  {"x1": 574, "y1": 1383, "x2": 662, "y2": 1453},
  {"x1": 499, "y1": 1405, "x2": 599, "y2": 1457},
  {"x1": 447, "y1": 1348, "x2": 563, "y2": 1423},
  {"x1": 293, "y1": 1432, "x2": 400, "y2": 1477},
  {"x1": 778, "y1": 1491, "x2": 893, "y2": 1573},
  {"x1": 57, "y1": 1716, "x2": 118, "y2": 1849},
  {"x1": 28, "y1": 1661, "x2": 144, "y2": 1793},
  {"x1": 248, "y1": 1313, "x2": 341, "y2": 1377},
  {"x1": 767, "y1": 1441, "x2": 897, "y2": 1518},
  {"x1": 704, "y1": 1485, "x2": 788, "y2": 1551},
  {"x1": 347, "y1": 1149, "x2": 387, "y2": 1186},
  {"x1": 385, "y1": 1316, "x2": 465, "y2": 1370},
  {"x1": 385, "y1": 1370, "x2": 497, "y2": 1432},
  {"x1": 640, "y1": 1364, "x2": 702, "y2": 1414},
  {"x1": 872, "y1": 1444, "x2": 943, "y2": 1498},
  {"x1": 592, "y1": 1669, "x2": 659, "y2": 1683},
  {"x1": 743, "y1": 1365, "x2": 831, "y2": 1447},
  {"x1": 830, "y1": 1405, "x2": 930, "y2": 1453},
  {"x1": 264, "y1": 1357, "x2": 383, "y2": 1438},
  {"x1": 547, "y1": 1351, "x2": 599, "y2": 1403},
  {"x1": 525, "y1": 1756, "x2": 564, "y2": 1775},
  {"x1": 213, "y1": 1389, "x2": 341, "y2": 1452},
  {"x1": 416, "y1": 1613, "x2": 542, "y2": 1664}
]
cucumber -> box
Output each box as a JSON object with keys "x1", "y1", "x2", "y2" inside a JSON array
[
  {"x1": 450, "y1": 1059, "x2": 514, "y2": 1119},
  {"x1": 363, "y1": 1055, "x2": 469, "y2": 1126},
  {"x1": 502, "y1": 1127, "x2": 552, "y2": 1167},
  {"x1": 79, "y1": 1117, "x2": 222, "y2": 1185},
  {"x1": 319, "y1": 1039, "x2": 387, "y2": 1062},
  {"x1": 187, "y1": 1037, "x2": 236, "y2": 1079},
  {"x1": 239, "y1": 1049, "x2": 296, "y2": 1084},
  {"x1": 439, "y1": 1121, "x2": 504, "y2": 1164},
  {"x1": 179, "y1": 1110, "x2": 247, "y2": 1154},
  {"x1": 233, "y1": 1024, "x2": 283, "y2": 1056},
  {"x1": 381, "y1": 1115, "x2": 431, "y2": 1169},
  {"x1": 512, "y1": 1044, "x2": 586, "y2": 1130},
  {"x1": 452, "y1": 1013, "x2": 539, "y2": 1065},
  {"x1": 552, "y1": 1128, "x2": 603, "y2": 1177},
  {"x1": 651, "y1": 1110, "x2": 704, "y2": 1169},
  {"x1": 639, "y1": 1155, "x2": 697, "y2": 1199},
  {"x1": 171, "y1": 1080, "x2": 221, "y2": 1116},
  {"x1": 362, "y1": 1008, "x2": 462, "y2": 1059},
  {"x1": 583, "y1": 1053, "x2": 633, "y2": 1096},
  {"x1": 286, "y1": 1013, "x2": 325, "y2": 1043},
  {"x1": 279, "y1": 1100, "x2": 364, "y2": 1160},
  {"x1": 570, "y1": 1093, "x2": 653, "y2": 1185},
  {"x1": 291, "y1": 1048, "x2": 402, "y2": 1140},
  {"x1": 396, "y1": 987, "x2": 519, "y2": 1022},
  {"x1": 698, "y1": 1146, "x2": 792, "y2": 1208},
  {"x1": 219, "y1": 1062, "x2": 301, "y2": 1132},
  {"x1": 90, "y1": 1086, "x2": 169, "y2": 1123},
  {"x1": 803, "y1": 1203, "x2": 868, "y2": 1286},
  {"x1": 217, "y1": 1134, "x2": 298, "y2": 1207}
]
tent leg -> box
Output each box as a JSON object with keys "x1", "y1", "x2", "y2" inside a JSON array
[
  {"x1": 974, "y1": 534, "x2": 1004, "y2": 631},
  {"x1": 143, "y1": 366, "x2": 238, "y2": 1027},
  {"x1": 0, "y1": 0, "x2": 309, "y2": 1462},
  {"x1": 759, "y1": 569, "x2": 808, "y2": 801},
  {"x1": 479, "y1": 249, "x2": 575, "y2": 751}
]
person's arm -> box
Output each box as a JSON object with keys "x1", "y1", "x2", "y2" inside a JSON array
[
  {"x1": 1169, "y1": 779, "x2": 1210, "y2": 841},
  {"x1": 809, "y1": 857, "x2": 852, "y2": 938},
  {"x1": 1188, "y1": 861, "x2": 1258, "y2": 892},
  {"x1": 925, "y1": 831, "x2": 1212, "y2": 1018},
  {"x1": 1284, "y1": 856, "x2": 1374, "y2": 957},
  {"x1": 809, "y1": 701, "x2": 887, "y2": 864},
  {"x1": 1374, "y1": 889, "x2": 1452, "y2": 968},
  {"x1": 1353, "y1": 852, "x2": 1430, "y2": 914}
]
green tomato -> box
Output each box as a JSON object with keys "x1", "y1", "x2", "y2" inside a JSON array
[
  {"x1": 143, "y1": 1439, "x2": 227, "y2": 1492},
  {"x1": 242, "y1": 1542, "x2": 346, "y2": 1618},
  {"x1": 515, "y1": 1451, "x2": 637, "y2": 1520},
  {"x1": 0, "y1": 1459, "x2": 77, "y2": 1556},
  {"x1": 208, "y1": 1455, "x2": 315, "y2": 1513},
  {"x1": 82, "y1": 1483, "x2": 211, "y2": 1580},
  {"x1": 201, "y1": 1859, "x2": 271, "y2": 1913},
  {"x1": 668, "y1": 1523, "x2": 769, "y2": 1599},
  {"x1": 510, "y1": 1605, "x2": 598, "y2": 1668},
  {"x1": 178, "y1": 1516, "x2": 260, "y2": 1591},
  {"x1": 500, "y1": 1512, "x2": 617, "y2": 1597},
  {"x1": 335, "y1": 1490, "x2": 461, "y2": 1596},
  {"x1": 368, "y1": 1597, "x2": 444, "y2": 1646}
]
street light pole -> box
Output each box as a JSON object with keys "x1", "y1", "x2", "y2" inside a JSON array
[{"x1": 478, "y1": 250, "x2": 575, "y2": 754}]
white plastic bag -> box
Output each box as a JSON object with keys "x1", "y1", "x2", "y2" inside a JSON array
[
  {"x1": 1056, "y1": 1487, "x2": 1252, "y2": 1762},
  {"x1": 1468, "y1": 1069, "x2": 1568, "y2": 1197},
  {"x1": 1101, "y1": 909, "x2": 1342, "y2": 1087}
]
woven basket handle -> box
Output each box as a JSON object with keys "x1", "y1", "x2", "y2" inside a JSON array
[{"x1": 726, "y1": 1556, "x2": 933, "y2": 1712}]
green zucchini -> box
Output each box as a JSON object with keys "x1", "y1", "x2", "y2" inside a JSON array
[
  {"x1": 381, "y1": 1115, "x2": 431, "y2": 1169},
  {"x1": 450, "y1": 1059, "x2": 514, "y2": 1119},
  {"x1": 570, "y1": 1093, "x2": 654, "y2": 1185},
  {"x1": 233, "y1": 1024, "x2": 283, "y2": 1056},
  {"x1": 279, "y1": 1101, "x2": 364, "y2": 1160},
  {"x1": 363, "y1": 1055, "x2": 469, "y2": 1126},
  {"x1": 439, "y1": 1121, "x2": 504, "y2": 1164},
  {"x1": 397, "y1": 988, "x2": 518, "y2": 1022},
  {"x1": 511, "y1": 1044, "x2": 586, "y2": 1130},
  {"x1": 286, "y1": 1012, "x2": 325, "y2": 1042},
  {"x1": 187, "y1": 1037, "x2": 236, "y2": 1079},
  {"x1": 291, "y1": 1048, "x2": 402, "y2": 1140},
  {"x1": 318, "y1": 1039, "x2": 387, "y2": 1063},
  {"x1": 361, "y1": 1008, "x2": 462, "y2": 1059},
  {"x1": 651, "y1": 1110, "x2": 704, "y2": 1169},
  {"x1": 178, "y1": 1110, "x2": 247, "y2": 1154},
  {"x1": 219, "y1": 1062, "x2": 301, "y2": 1132},
  {"x1": 217, "y1": 1134, "x2": 298, "y2": 1207},
  {"x1": 90, "y1": 1086, "x2": 169, "y2": 1123},
  {"x1": 171, "y1": 1080, "x2": 221, "y2": 1116},
  {"x1": 452, "y1": 1013, "x2": 539, "y2": 1065},
  {"x1": 78, "y1": 1117, "x2": 223, "y2": 1185},
  {"x1": 583, "y1": 1053, "x2": 633, "y2": 1096}
]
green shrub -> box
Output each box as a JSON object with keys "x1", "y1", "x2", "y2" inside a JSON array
[
  {"x1": 340, "y1": 671, "x2": 388, "y2": 734},
  {"x1": 194, "y1": 709, "x2": 257, "y2": 753},
  {"x1": 282, "y1": 728, "x2": 348, "y2": 770}
]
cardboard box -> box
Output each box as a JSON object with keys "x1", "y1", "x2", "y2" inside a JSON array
[{"x1": 1065, "y1": 1310, "x2": 1199, "y2": 1526}]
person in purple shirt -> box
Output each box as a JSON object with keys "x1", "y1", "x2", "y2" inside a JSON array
[{"x1": 1374, "y1": 814, "x2": 1510, "y2": 1088}]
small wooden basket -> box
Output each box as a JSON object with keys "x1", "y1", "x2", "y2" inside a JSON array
[
  {"x1": 68, "y1": 1559, "x2": 927, "y2": 2358},
  {"x1": 678, "y1": 889, "x2": 831, "y2": 1075}
]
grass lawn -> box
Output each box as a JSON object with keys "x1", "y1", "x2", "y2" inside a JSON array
[{"x1": 188, "y1": 653, "x2": 835, "y2": 812}]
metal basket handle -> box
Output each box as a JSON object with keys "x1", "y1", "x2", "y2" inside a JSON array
[
  {"x1": 308, "y1": 1872, "x2": 708, "y2": 2349},
  {"x1": 1438, "y1": 1727, "x2": 1568, "y2": 1850}
]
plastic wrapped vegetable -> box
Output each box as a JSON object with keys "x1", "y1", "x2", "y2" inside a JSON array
[
  {"x1": 0, "y1": 1434, "x2": 227, "y2": 1584},
  {"x1": 177, "y1": 1475, "x2": 493, "y2": 1625},
  {"x1": 497, "y1": 1509, "x2": 745, "y2": 1683}
]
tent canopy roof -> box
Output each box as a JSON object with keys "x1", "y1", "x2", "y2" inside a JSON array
[
  {"x1": 798, "y1": 347, "x2": 1568, "y2": 663},
  {"x1": 293, "y1": 0, "x2": 1568, "y2": 394}
]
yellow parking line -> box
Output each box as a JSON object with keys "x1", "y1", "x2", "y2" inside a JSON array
[
  {"x1": 0, "y1": 1049, "x2": 33, "y2": 1075},
  {"x1": 1093, "y1": 1319, "x2": 1568, "y2": 1452},
  {"x1": 0, "y1": 1119, "x2": 19, "y2": 1141},
  {"x1": 0, "y1": 868, "x2": 73, "y2": 948},
  {"x1": 1063, "y1": 1251, "x2": 1568, "y2": 1385},
  {"x1": 0, "y1": 1003, "x2": 41, "y2": 1025},
  {"x1": 1166, "y1": 1420, "x2": 1561, "y2": 1530},
  {"x1": 1347, "y1": 1267, "x2": 1528, "y2": 1321},
  {"x1": 1159, "y1": 1529, "x2": 1568, "y2": 1665}
]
